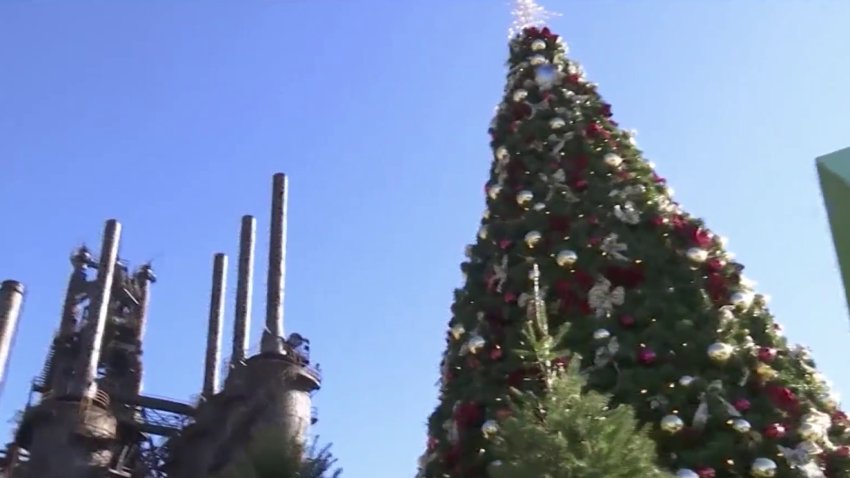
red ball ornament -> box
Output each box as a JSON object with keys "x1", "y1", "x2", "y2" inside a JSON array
[
  {"x1": 763, "y1": 423, "x2": 786, "y2": 439},
  {"x1": 834, "y1": 445, "x2": 850, "y2": 458},
  {"x1": 733, "y1": 398, "x2": 751, "y2": 412},
  {"x1": 757, "y1": 347, "x2": 777, "y2": 363},
  {"x1": 619, "y1": 314, "x2": 636, "y2": 327},
  {"x1": 504, "y1": 292, "x2": 517, "y2": 303},
  {"x1": 490, "y1": 346, "x2": 503, "y2": 360},
  {"x1": 696, "y1": 467, "x2": 716, "y2": 478},
  {"x1": 499, "y1": 239, "x2": 512, "y2": 250},
  {"x1": 833, "y1": 411, "x2": 849, "y2": 428},
  {"x1": 704, "y1": 257, "x2": 724, "y2": 273},
  {"x1": 637, "y1": 346, "x2": 657, "y2": 365}
]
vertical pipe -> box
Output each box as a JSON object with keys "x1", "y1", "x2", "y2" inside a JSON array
[
  {"x1": 0, "y1": 280, "x2": 24, "y2": 398},
  {"x1": 232, "y1": 215, "x2": 255, "y2": 364},
  {"x1": 203, "y1": 253, "x2": 227, "y2": 398},
  {"x1": 131, "y1": 264, "x2": 155, "y2": 395},
  {"x1": 262, "y1": 173, "x2": 287, "y2": 354},
  {"x1": 70, "y1": 219, "x2": 121, "y2": 399}
]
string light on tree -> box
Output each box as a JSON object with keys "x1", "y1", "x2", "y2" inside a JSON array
[{"x1": 509, "y1": 0, "x2": 561, "y2": 38}]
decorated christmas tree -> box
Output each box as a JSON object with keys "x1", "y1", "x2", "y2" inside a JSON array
[{"x1": 418, "y1": 2, "x2": 850, "y2": 477}]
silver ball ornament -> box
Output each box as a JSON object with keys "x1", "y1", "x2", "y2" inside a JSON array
[
  {"x1": 660, "y1": 414, "x2": 684, "y2": 433},
  {"x1": 593, "y1": 329, "x2": 611, "y2": 340},
  {"x1": 529, "y1": 54, "x2": 547, "y2": 66},
  {"x1": 516, "y1": 190, "x2": 534, "y2": 206},
  {"x1": 549, "y1": 117, "x2": 566, "y2": 129},
  {"x1": 675, "y1": 470, "x2": 699, "y2": 478},
  {"x1": 524, "y1": 230, "x2": 542, "y2": 248},
  {"x1": 731, "y1": 418, "x2": 752, "y2": 433},
  {"x1": 707, "y1": 342, "x2": 734, "y2": 363},
  {"x1": 512, "y1": 89, "x2": 528, "y2": 102},
  {"x1": 750, "y1": 458, "x2": 777, "y2": 477},
  {"x1": 531, "y1": 39, "x2": 547, "y2": 51},
  {"x1": 495, "y1": 146, "x2": 509, "y2": 162},
  {"x1": 730, "y1": 291, "x2": 754, "y2": 308},
  {"x1": 555, "y1": 249, "x2": 578, "y2": 267},
  {"x1": 532, "y1": 202, "x2": 546, "y2": 211},
  {"x1": 686, "y1": 247, "x2": 708, "y2": 263},
  {"x1": 678, "y1": 375, "x2": 696, "y2": 387},
  {"x1": 603, "y1": 153, "x2": 623, "y2": 167},
  {"x1": 481, "y1": 419, "x2": 499, "y2": 438},
  {"x1": 464, "y1": 245, "x2": 473, "y2": 258},
  {"x1": 534, "y1": 64, "x2": 558, "y2": 88},
  {"x1": 478, "y1": 225, "x2": 488, "y2": 240}
]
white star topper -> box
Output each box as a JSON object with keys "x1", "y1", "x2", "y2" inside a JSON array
[{"x1": 510, "y1": 0, "x2": 561, "y2": 38}]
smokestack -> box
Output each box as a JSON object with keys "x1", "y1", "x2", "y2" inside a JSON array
[
  {"x1": 261, "y1": 173, "x2": 287, "y2": 354},
  {"x1": 232, "y1": 215, "x2": 255, "y2": 365},
  {"x1": 70, "y1": 219, "x2": 121, "y2": 399},
  {"x1": 0, "y1": 280, "x2": 24, "y2": 398},
  {"x1": 203, "y1": 253, "x2": 227, "y2": 398}
]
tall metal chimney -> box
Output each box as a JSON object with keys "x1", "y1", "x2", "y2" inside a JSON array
[
  {"x1": 261, "y1": 173, "x2": 287, "y2": 354},
  {"x1": 0, "y1": 280, "x2": 24, "y2": 398},
  {"x1": 203, "y1": 253, "x2": 227, "y2": 398},
  {"x1": 69, "y1": 219, "x2": 121, "y2": 399},
  {"x1": 232, "y1": 215, "x2": 256, "y2": 365}
]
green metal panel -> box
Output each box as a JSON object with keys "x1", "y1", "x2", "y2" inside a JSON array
[{"x1": 817, "y1": 146, "x2": 850, "y2": 312}]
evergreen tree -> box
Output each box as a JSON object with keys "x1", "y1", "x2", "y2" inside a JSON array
[
  {"x1": 213, "y1": 434, "x2": 341, "y2": 478},
  {"x1": 420, "y1": 2, "x2": 850, "y2": 477},
  {"x1": 490, "y1": 266, "x2": 671, "y2": 478}
]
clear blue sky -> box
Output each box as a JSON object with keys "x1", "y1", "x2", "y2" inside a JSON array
[{"x1": 1, "y1": 2, "x2": 850, "y2": 477}]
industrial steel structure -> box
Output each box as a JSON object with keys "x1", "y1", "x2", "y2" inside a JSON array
[{"x1": 0, "y1": 173, "x2": 321, "y2": 477}]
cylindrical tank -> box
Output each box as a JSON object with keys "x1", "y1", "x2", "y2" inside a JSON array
[{"x1": 0, "y1": 280, "x2": 24, "y2": 398}]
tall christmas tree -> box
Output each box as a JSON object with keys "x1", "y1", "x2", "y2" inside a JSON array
[{"x1": 419, "y1": 2, "x2": 850, "y2": 477}]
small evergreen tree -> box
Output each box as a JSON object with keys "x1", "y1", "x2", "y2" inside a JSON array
[
  {"x1": 490, "y1": 277, "x2": 671, "y2": 478},
  {"x1": 214, "y1": 433, "x2": 341, "y2": 478}
]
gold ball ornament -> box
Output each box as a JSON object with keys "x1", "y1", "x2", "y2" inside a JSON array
[
  {"x1": 487, "y1": 184, "x2": 502, "y2": 200},
  {"x1": 512, "y1": 89, "x2": 528, "y2": 102},
  {"x1": 603, "y1": 153, "x2": 623, "y2": 167},
  {"x1": 798, "y1": 421, "x2": 821, "y2": 441},
  {"x1": 707, "y1": 342, "x2": 735, "y2": 363},
  {"x1": 675, "y1": 470, "x2": 699, "y2": 478},
  {"x1": 529, "y1": 54, "x2": 548, "y2": 66},
  {"x1": 478, "y1": 225, "x2": 488, "y2": 240},
  {"x1": 660, "y1": 414, "x2": 684, "y2": 433},
  {"x1": 678, "y1": 375, "x2": 696, "y2": 387},
  {"x1": 686, "y1": 247, "x2": 708, "y2": 263},
  {"x1": 495, "y1": 146, "x2": 509, "y2": 162},
  {"x1": 450, "y1": 324, "x2": 465, "y2": 340},
  {"x1": 754, "y1": 363, "x2": 777, "y2": 380},
  {"x1": 481, "y1": 419, "x2": 499, "y2": 438},
  {"x1": 524, "y1": 230, "x2": 542, "y2": 248},
  {"x1": 549, "y1": 117, "x2": 566, "y2": 129},
  {"x1": 516, "y1": 190, "x2": 534, "y2": 206},
  {"x1": 731, "y1": 418, "x2": 752, "y2": 433},
  {"x1": 531, "y1": 39, "x2": 547, "y2": 51},
  {"x1": 555, "y1": 249, "x2": 578, "y2": 267},
  {"x1": 593, "y1": 329, "x2": 611, "y2": 340},
  {"x1": 750, "y1": 458, "x2": 777, "y2": 478}
]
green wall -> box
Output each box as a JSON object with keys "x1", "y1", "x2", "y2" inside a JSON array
[{"x1": 817, "y1": 146, "x2": 850, "y2": 313}]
